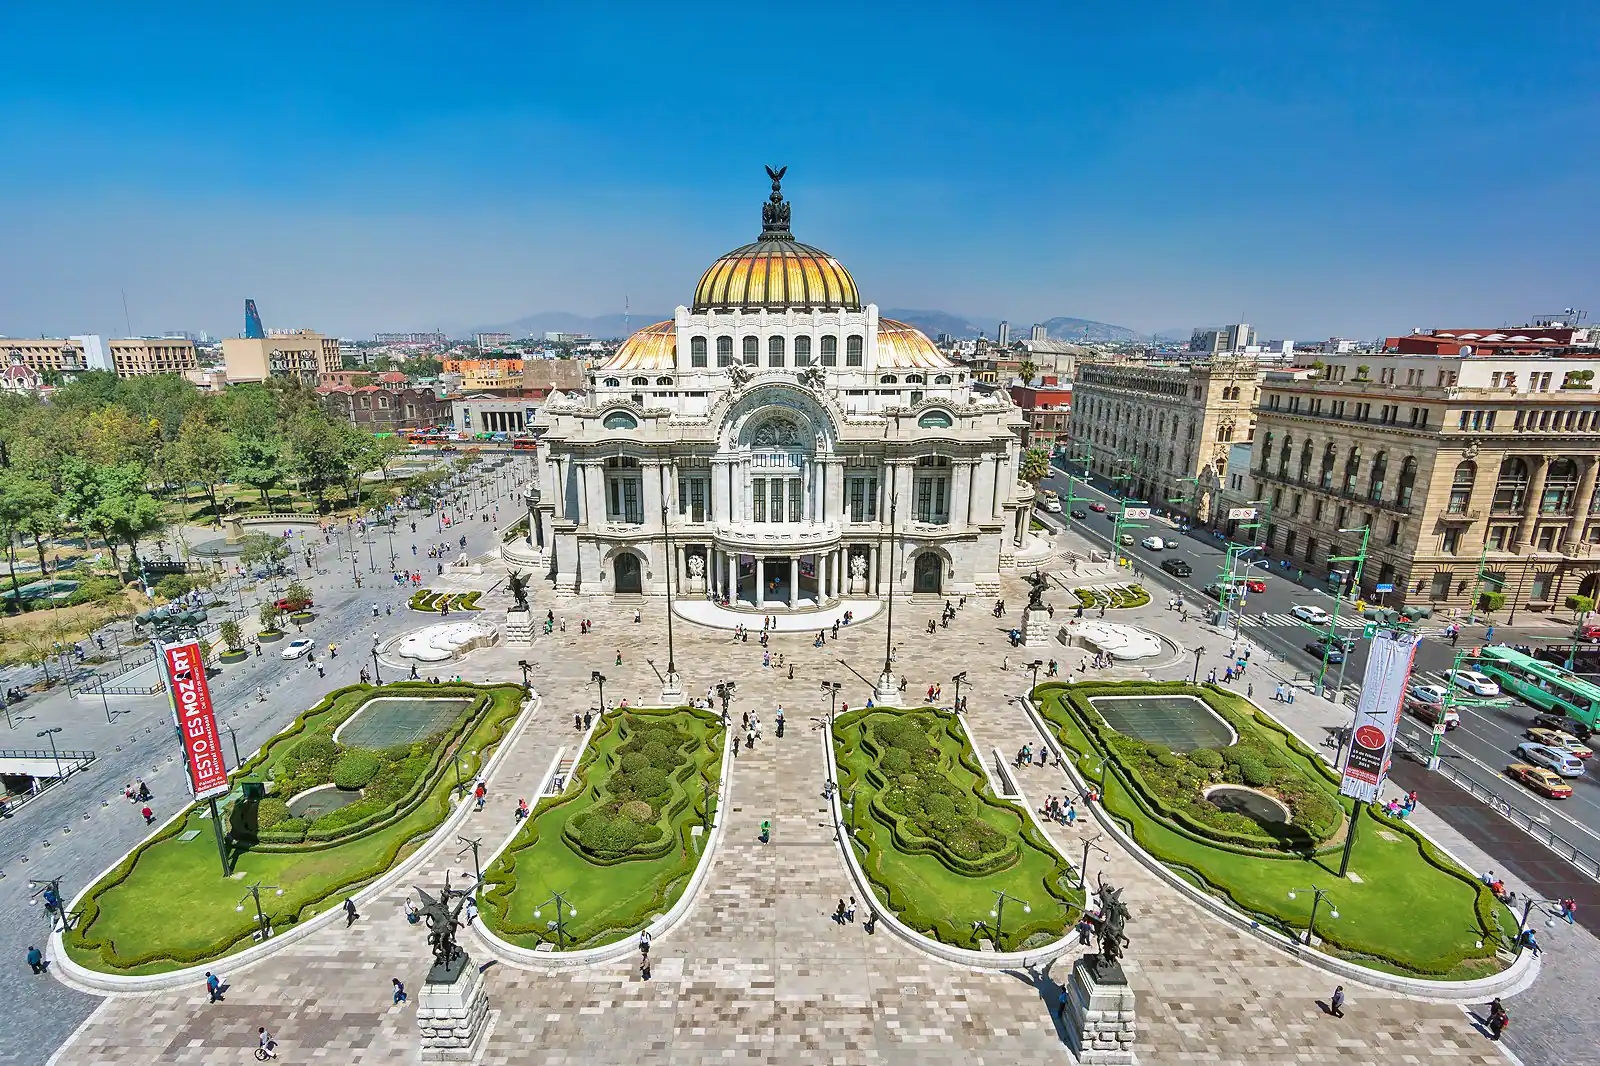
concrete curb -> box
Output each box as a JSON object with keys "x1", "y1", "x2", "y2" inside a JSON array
[
  {"x1": 821, "y1": 715, "x2": 1079, "y2": 973},
  {"x1": 468, "y1": 710, "x2": 733, "y2": 970},
  {"x1": 1017, "y1": 693, "x2": 1538, "y2": 1003},
  {"x1": 48, "y1": 690, "x2": 543, "y2": 995}
]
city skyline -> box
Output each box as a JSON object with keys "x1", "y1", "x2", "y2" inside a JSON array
[{"x1": 1, "y1": 3, "x2": 1595, "y2": 342}]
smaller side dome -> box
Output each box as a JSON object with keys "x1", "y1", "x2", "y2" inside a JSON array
[
  {"x1": 598, "y1": 321, "x2": 675, "y2": 372},
  {"x1": 876, "y1": 319, "x2": 954, "y2": 370}
]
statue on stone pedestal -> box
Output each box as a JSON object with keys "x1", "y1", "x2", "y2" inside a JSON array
[
  {"x1": 507, "y1": 570, "x2": 530, "y2": 613},
  {"x1": 1026, "y1": 570, "x2": 1051, "y2": 612},
  {"x1": 416, "y1": 875, "x2": 470, "y2": 982},
  {"x1": 1087, "y1": 875, "x2": 1132, "y2": 966},
  {"x1": 687, "y1": 555, "x2": 705, "y2": 578},
  {"x1": 850, "y1": 555, "x2": 867, "y2": 579}
]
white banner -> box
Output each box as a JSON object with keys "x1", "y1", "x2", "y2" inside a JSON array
[
  {"x1": 1337, "y1": 630, "x2": 1419, "y2": 803},
  {"x1": 1227, "y1": 507, "x2": 1257, "y2": 520},
  {"x1": 1122, "y1": 507, "x2": 1151, "y2": 520}
]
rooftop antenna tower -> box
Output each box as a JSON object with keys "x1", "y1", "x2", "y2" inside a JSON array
[
  {"x1": 120, "y1": 288, "x2": 133, "y2": 337},
  {"x1": 624, "y1": 293, "x2": 630, "y2": 335}
]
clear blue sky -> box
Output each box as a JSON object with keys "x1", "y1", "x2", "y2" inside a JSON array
[{"x1": 2, "y1": 2, "x2": 1595, "y2": 341}]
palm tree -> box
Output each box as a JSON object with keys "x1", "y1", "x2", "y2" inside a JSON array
[{"x1": 1018, "y1": 360, "x2": 1038, "y2": 385}]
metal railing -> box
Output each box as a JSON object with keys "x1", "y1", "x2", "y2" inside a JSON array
[
  {"x1": 0, "y1": 747, "x2": 96, "y2": 766},
  {"x1": 1392, "y1": 724, "x2": 1600, "y2": 881}
]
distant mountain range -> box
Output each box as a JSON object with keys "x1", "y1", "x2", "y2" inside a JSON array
[{"x1": 468, "y1": 308, "x2": 1170, "y2": 345}]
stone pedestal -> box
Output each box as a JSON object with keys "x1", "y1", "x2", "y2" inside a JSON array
[
  {"x1": 659, "y1": 669, "x2": 685, "y2": 707},
  {"x1": 872, "y1": 669, "x2": 903, "y2": 707},
  {"x1": 503, "y1": 609, "x2": 533, "y2": 648},
  {"x1": 418, "y1": 957, "x2": 491, "y2": 1062},
  {"x1": 1023, "y1": 607, "x2": 1053, "y2": 649},
  {"x1": 1063, "y1": 955, "x2": 1137, "y2": 1064}
]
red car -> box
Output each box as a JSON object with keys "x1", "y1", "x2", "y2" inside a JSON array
[
  {"x1": 276, "y1": 595, "x2": 313, "y2": 612},
  {"x1": 1089, "y1": 502, "x2": 1107, "y2": 513},
  {"x1": 1244, "y1": 579, "x2": 1266, "y2": 594}
]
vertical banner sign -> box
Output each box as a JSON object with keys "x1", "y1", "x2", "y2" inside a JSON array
[
  {"x1": 162, "y1": 641, "x2": 231, "y2": 801},
  {"x1": 1337, "y1": 630, "x2": 1420, "y2": 802}
]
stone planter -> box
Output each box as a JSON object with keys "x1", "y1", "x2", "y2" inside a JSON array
[
  {"x1": 257, "y1": 629, "x2": 286, "y2": 643},
  {"x1": 289, "y1": 611, "x2": 315, "y2": 624},
  {"x1": 219, "y1": 649, "x2": 249, "y2": 664}
]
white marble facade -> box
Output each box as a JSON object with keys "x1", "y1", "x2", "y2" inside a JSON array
[{"x1": 520, "y1": 173, "x2": 1029, "y2": 613}]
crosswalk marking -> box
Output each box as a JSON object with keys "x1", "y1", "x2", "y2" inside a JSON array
[{"x1": 1251, "y1": 612, "x2": 1366, "y2": 630}]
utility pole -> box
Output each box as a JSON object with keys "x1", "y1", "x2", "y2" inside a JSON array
[{"x1": 1314, "y1": 526, "x2": 1371, "y2": 694}]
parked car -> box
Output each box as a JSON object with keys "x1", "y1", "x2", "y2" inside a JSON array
[
  {"x1": 1070, "y1": 509, "x2": 1088, "y2": 520},
  {"x1": 281, "y1": 638, "x2": 316, "y2": 660},
  {"x1": 1407, "y1": 701, "x2": 1460, "y2": 730},
  {"x1": 1306, "y1": 639, "x2": 1345, "y2": 664},
  {"x1": 275, "y1": 595, "x2": 313, "y2": 612},
  {"x1": 1160, "y1": 558, "x2": 1192, "y2": 578},
  {"x1": 1243, "y1": 578, "x2": 1266, "y2": 594},
  {"x1": 1290, "y1": 604, "x2": 1330, "y2": 624},
  {"x1": 1089, "y1": 502, "x2": 1107, "y2": 513},
  {"x1": 1515, "y1": 741, "x2": 1585, "y2": 777},
  {"x1": 1452, "y1": 670, "x2": 1501, "y2": 697},
  {"x1": 1140, "y1": 535, "x2": 1165, "y2": 551},
  {"x1": 1505, "y1": 762, "x2": 1575, "y2": 799},
  {"x1": 1525, "y1": 727, "x2": 1594, "y2": 759},
  {"x1": 1407, "y1": 683, "x2": 1447, "y2": 705}
]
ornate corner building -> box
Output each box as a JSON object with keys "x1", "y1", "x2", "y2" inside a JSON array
[{"x1": 517, "y1": 171, "x2": 1029, "y2": 609}]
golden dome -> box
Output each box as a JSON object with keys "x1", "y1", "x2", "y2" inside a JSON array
[
  {"x1": 876, "y1": 319, "x2": 954, "y2": 370},
  {"x1": 692, "y1": 166, "x2": 861, "y2": 313},
  {"x1": 599, "y1": 320, "x2": 675, "y2": 372}
]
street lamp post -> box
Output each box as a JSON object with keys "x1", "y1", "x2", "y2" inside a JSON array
[
  {"x1": 700, "y1": 776, "x2": 718, "y2": 830},
  {"x1": 366, "y1": 529, "x2": 376, "y2": 574},
  {"x1": 591, "y1": 670, "x2": 607, "y2": 714},
  {"x1": 1191, "y1": 646, "x2": 1205, "y2": 684},
  {"x1": 370, "y1": 642, "x2": 383, "y2": 685},
  {"x1": 951, "y1": 670, "x2": 967, "y2": 712},
  {"x1": 533, "y1": 889, "x2": 578, "y2": 950},
  {"x1": 660, "y1": 498, "x2": 680, "y2": 699},
  {"x1": 457, "y1": 836, "x2": 484, "y2": 898},
  {"x1": 517, "y1": 659, "x2": 532, "y2": 690},
  {"x1": 235, "y1": 881, "x2": 283, "y2": 942},
  {"x1": 1027, "y1": 659, "x2": 1043, "y2": 698},
  {"x1": 1287, "y1": 885, "x2": 1339, "y2": 947},
  {"x1": 987, "y1": 888, "x2": 1031, "y2": 950},
  {"x1": 36, "y1": 727, "x2": 64, "y2": 782},
  {"x1": 876, "y1": 491, "x2": 900, "y2": 702},
  {"x1": 820, "y1": 681, "x2": 841, "y2": 727},
  {"x1": 220, "y1": 722, "x2": 242, "y2": 770},
  {"x1": 1079, "y1": 834, "x2": 1108, "y2": 890}
]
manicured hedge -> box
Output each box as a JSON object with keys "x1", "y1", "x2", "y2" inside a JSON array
[
  {"x1": 408, "y1": 589, "x2": 483, "y2": 613},
  {"x1": 1073, "y1": 584, "x2": 1149, "y2": 610},
  {"x1": 65, "y1": 683, "x2": 526, "y2": 971}
]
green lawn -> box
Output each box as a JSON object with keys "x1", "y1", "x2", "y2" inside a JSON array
[
  {"x1": 480, "y1": 706, "x2": 723, "y2": 950},
  {"x1": 65, "y1": 683, "x2": 525, "y2": 973},
  {"x1": 832, "y1": 707, "x2": 1081, "y2": 951},
  {"x1": 1036, "y1": 681, "x2": 1516, "y2": 978}
]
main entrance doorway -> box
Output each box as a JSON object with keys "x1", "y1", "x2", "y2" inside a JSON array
[
  {"x1": 614, "y1": 553, "x2": 642, "y2": 594},
  {"x1": 913, "y1": 551, "x2": 943, "y2": 594}
]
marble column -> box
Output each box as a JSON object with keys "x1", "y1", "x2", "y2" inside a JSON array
[
  {"x1": 1517, "y1": 455, "x2": 1551, "y2": 551},
  {"x1": 790, "y1": 557, "x2": 800, "y2": 609},
  {"x1": 725, "y1": 551, "x2": 736, "y2": 603},
  {"x1": 952, "y1": 460, "x2": 973, "y2": 530},
  {"x1": 868, "y1": 545, "x2": 880, "y2": 597},
  {"x1": 1575, "y1": 458, "x2": 1600, "y2": 534},
  {"x1": 756, "y1": 558, "x2": 766, "y2": 606}
]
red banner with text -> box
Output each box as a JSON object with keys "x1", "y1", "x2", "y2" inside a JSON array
[{"x1": 163, "y1": 641, "x2": 230, "y2": 801}]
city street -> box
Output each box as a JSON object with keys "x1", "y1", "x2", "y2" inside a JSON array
[
  {"x1": 0, "y1": 455, "x2": 533, "y2": 1066},
  {"x1": 1040, "y1": 457, "x2": 1600, "y2": 876}
]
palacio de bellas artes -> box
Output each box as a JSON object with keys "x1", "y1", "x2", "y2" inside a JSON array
[{"x1": 521, "y1": 168, "x2": 1036, "y2": 616}]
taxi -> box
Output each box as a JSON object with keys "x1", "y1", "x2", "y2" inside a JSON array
[{"x1": 1505, "y1": 762, "x2": 1575, "y2": 799}]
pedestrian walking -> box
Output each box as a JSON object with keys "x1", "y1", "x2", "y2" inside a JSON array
[
  {"x1": 392, "y1": 977, "x2": 407, "y2": 1004},
  {"x1": 474, "y1": 782, "x2": 487, "y2": 811},
  {"x1": 1328, "y1": 985, "x2": 1345, "y2": 1018},
  {"x1": 845, "y1": 896, "x2": 857, "y2": 922},
  {"x1": 638, "y1": 930, "x2": 652, "y2": 958},
  {"x1": 1066, "y1": 804, "x2": 1077, "y2": 826},
  {"x1": 141, "y1": 805, "x2": 155, "y2": 825},
  {"x1": 404, "y1": 898, "x2": 420, "y2": 924},
  {"x1": 344, "y1": 898, "x2": 360, "y2": 927},
  {"x1": 28, "y1": 946, "x2": 46, "y2": 975},
  {"x1": 834, "y1": 899, "x2": 847, "y2": 924}
]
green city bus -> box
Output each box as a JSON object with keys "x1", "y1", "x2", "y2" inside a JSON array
[{"x1": 1471, "y1": 645, "x2": 1600, "y2": 733}]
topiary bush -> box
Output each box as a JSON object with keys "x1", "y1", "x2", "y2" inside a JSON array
[
  {"x1": 256, "y1": 797, "x2": 291, "y2": 830},
  {"x1": 332, "y1": 750, "x2": 382, "y2": 790},
  {"x1": 1190, "y1": 748, "x2": 1224, "y2": 770}
]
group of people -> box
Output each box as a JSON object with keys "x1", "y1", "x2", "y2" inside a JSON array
[
  {"x1": 1041, "y1": 794, "x2": 1077, "y2": 825},
  {"x1": 1381, "y1": 790, "x2": 1418, "y2": 820}
]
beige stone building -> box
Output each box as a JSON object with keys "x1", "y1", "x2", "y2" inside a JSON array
[
  {"x1": 106, "y1": 337, "x2": 197, "y2": 376},
  {"x1": 1249, "y1": 352, "x2": 1600, "y2": 611},
  {"x1": 0, "y1": 338, "x2": 89, "y2": 375},
  {"x1": 1067, "y1": 356, "x2": 1263, "y2": 521},
  {"x1": 222, "y1": 330, "x2": 339, "y2": 384}
]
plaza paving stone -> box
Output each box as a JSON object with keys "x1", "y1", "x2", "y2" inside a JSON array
[{"x1": 48, "y1": 565, "x2": 1517, "y2": 1065}]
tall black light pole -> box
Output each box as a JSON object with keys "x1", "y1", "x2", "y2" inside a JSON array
[
  {"x1": 534, "y1": 889, "x2": 577, "y2": 950},
  {"x1": 365, "y1": 528, "x2": 377, "y2": 573},
  {"x1": 370, "y1": 640, "x2": 383, "y2": 685},
  {"x1": 591, "y1": 670, "x2": 607, "y2": 714},
  {"x1": 820, "y1": 681, "x2": 841, "y2": 727},
  {"x1": 1027, "y1": 660, "x2": 1043, "y2": 698},
  {"x1": 951, "y1": 670, "x2": 967, "y2": 712},
  {"x1": 220, "y1": 721, "x2": 242, "y2": 769},
  {"x1": 236, "y1": 881, "x2": 283, "y2": 942},
  {"x1": 458, "y1": 836, "x2": 484, "y2": 898},
  {"x1": 517, "y1": 659, "x2": 531, "y2": 690},
  {"x1": 878, "y1": 491, "x2": 900, "y2": 698},
  {"x1": 1287, "y1": 885, "x2": 1338, "y2": 946},
  {"x1": 660, "y1": 497, "x2": 678, "y2": 690},
  {"x1": 1191, "y1": 646, "x2": 1205, "y2": 683},
  {"x1": 37, "y1": 727, "x2": 64, "y2": 782}
]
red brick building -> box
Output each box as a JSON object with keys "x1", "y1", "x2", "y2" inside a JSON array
[
  {"x1": 1008, "y1": 382, "x2": 1072, "y2": 447},
  {"x1": 318, "y1": 385, "x2": 450, "y2": 432}
]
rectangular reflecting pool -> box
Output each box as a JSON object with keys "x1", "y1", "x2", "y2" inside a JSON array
[
  {"x1": 333, "y1": 697, "x2": 474, "y2": 749},
  {"x1": 1086, "y1": 694, "x2": 1237, "y2": 752}
]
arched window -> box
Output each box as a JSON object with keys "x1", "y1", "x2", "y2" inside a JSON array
[
  {"x1": 602, "y1": 377, "x2": 621, "y2": 388},
  {"x1": 602, "y1": 411, "x2": 638, "y2": 430},
  {"x1": 918, "y1": 410, "x2": 953, "y2": 429},
  {"x1": 742, "y1": 336, "x2": 759, "y2": 365},
  {"x1": 845, "y1": 335, "x2": 864, "y2": 366},
  {"x1": 1543, "y1": 458, "x2": 1579, "y2": 514},
  {"x1": 794, "y1": 335, "x2": 812, "y2": 366},
  {"x1": 690, "y1": 336, "x2": 707, "y2": 367},
  {"x1": 1448, "y1": 460, "x2": 1476, "y2": 514},
  {"x1": 1319, "y1": 442, "x2": 1336, "y2": 489},
  {"x1": 820, "y1": 335, "x2": 837, "y2": 366},
  {"x1": 1278, "y1": 434, "x2": 1293, "y2": 478},
  {"x1": 1343, "y1": 445, "x2": 1361, "y2": 493},
  {"x1": 630, "y1": 376, "x2": 649, "y2": 386},
  {"x1": 716, "y1": 336, "x2": 733, "y2": 366},
  {"x1": 933, "y1": 374, "x2": 952, "y2": 384},
  {"x1": 768, "y1": 335, "x2": 785, "y2": 367},
  {"x1": 1368, "y1": 452, "x2": 1388, "y2": 500},
  {"x1": 905, "y1": 374, "x2": 924, "y2": 384},
  {"x1": 1258, "y1": 431, "x2": 1274, "y2": 474},
  {"x1": 1492, "y1": 457, "x2": 1530, "y2": 514},
  {"x1": 1396, "y1": 456, "x2": 1419, "y2": 509},
  {"x1": 880, "y1": 374, "x2": 898, "y2": 384},
  {"x1": 655, "y1": 376, "x2": 672, "y2": 386}
]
